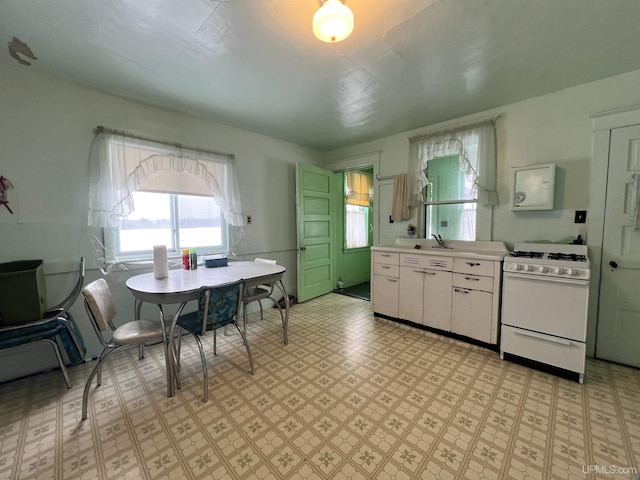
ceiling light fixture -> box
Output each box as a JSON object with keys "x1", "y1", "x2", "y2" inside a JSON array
[{"x1": 313, "y1": 0, "x2": 354, "y2": 43}]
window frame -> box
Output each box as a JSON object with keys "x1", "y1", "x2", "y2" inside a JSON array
[
  {"x1": 422, "y1": 155, "x2": 479, "y2": 241},
  {"x1": 104, "y1": 192, "x2": 229, "y2": 262}
]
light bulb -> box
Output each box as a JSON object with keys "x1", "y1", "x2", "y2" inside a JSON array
[{"x1": 313, "y1": 0, "x2": 354, "y2": 43}]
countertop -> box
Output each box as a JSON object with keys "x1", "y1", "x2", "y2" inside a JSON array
[{"x1": 371, "y1": 239, "x2": 510, "y2": 261}]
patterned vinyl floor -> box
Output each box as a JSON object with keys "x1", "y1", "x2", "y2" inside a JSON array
[{"x1": 0, "y1": 293, "x2": 639, "y2": 480}]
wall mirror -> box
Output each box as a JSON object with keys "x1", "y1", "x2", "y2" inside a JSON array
[{"x1": 510, "y1": 163, "x2": 556, "y2": 210}]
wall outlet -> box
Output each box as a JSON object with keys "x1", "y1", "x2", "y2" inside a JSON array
[
  {"x1": 246, "y1": 215, "x2": 252, "y2": 224},
  {"x1": 574, "y1": 210, "x2": 587, "y2": 223}
]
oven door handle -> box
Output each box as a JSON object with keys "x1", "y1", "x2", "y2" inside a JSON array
[
  {"x1": 503, "y1": 272, "x2": 589, "y2": 286},
  {"x1": 514, "y1": 330, "x2": 572, "y2": 346}
]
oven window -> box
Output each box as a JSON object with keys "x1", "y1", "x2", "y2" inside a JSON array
[{"x1": 423, "y1": 155, "x2": 477, "y2": 241}]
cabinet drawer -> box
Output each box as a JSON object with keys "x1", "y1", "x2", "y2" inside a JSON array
[
  {"x1": 453, "y1": 258, "x2": 496, "y2": 277},
  {"x1": 501, "y1": 325, "x2": 586, "y2": 374},
  {"x1": 400, "y1": 254, "x2": 452, "y2": 270},
  {"x1": 373, "y1": 251, "x2": 399, "y2": 265},
  {"x1": 452, "y1": 273, "x2": 493, "y2": 293},
  {"x1": 373, "y1": 263, "x2": 399, "y2": 277}
]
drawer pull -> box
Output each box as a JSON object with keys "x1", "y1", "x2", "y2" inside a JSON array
[
  {"x1": 466, "y1": 262, "x2": 481, "y2": 267},
  {"x1": 387, "y1": 278, "x2": 398, "y2": 283},
  {"x1": 381, "y1": 254, "x2": 392, "y2": 257},
  {"x1": 424, "y1": 271, "x2": 436, "y2": 276},
  {"x1": 454, "y1": 288, "x2": 469, "y2": 294},
  {"x1": 514, "y1": 330, "x2": 572, "y2": 346},
  {"x1": 464, "y1": 276, "x2": 480, "y2": 281},
  {"x1": 381, "y1": 265, "x2": 391, "y2": 269}
]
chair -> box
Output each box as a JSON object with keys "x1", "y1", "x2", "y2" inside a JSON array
[
  {"x1": 81, "y1": 278, "x2": 165, "y2": 420},
  {"x1": 0, "y1": 257, "x2": 86, "y2": 389},
  {"x1": 241, "y1": 258, "x2": 285, "y2": 330},
  {"x1": 175, "y1": 279, "x2": 253, "y2": 402}
]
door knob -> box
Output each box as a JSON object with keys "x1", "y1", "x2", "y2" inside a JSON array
[
  {"x1": 609, "y1": 260, "x2": 618, "y2": 269},
  {"x1": 300, "y1": 246, "x2": 307, "y2": 251}
]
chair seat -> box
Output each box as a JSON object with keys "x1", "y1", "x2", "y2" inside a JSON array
[
  {"x1": 112, "y1": 319, "x2": 164, "y2": 345},
  {"x1": 243, "y1": 286, "x2": 271, "y2": 303},
  {"x1": 175, "y1": 311, "x2": 203, "y2": 335}
]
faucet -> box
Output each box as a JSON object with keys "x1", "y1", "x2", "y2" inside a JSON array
[{"x1": 432, "y1": 233, "x2": 445, "y2": 248}]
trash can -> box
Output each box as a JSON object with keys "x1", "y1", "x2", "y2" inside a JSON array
[{"x1": 0, "y1": 260, "x2": 47, "y2": 327}]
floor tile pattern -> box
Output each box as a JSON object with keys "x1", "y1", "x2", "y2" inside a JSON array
[{"x1": 0, "y1": 293, "x2": 639, "y2": 479}]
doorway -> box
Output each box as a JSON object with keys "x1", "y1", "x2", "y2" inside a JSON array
[{"x1": 333, "y1": 168, "x2": 374, "y2": 301}]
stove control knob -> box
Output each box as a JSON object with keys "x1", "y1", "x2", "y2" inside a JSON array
[
  {"x1": 566, "y1": 268, "x2": 575, "y2": 276},
  {"x1": 538, "y1": 265, "x2": 547, "y2": 273},
  {"x1": 554, "y1": 267, "x2": 564, "y2": 275},
  {"x1": 524, "y1": 265, "x2": 533, "y2": 272},
  {"x1": 513, "y1": 263, "x2": 522, "y2": 271}
]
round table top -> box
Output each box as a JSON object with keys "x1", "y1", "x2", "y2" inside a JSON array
[{"x1": 125, "y1": 260, "x2": 286, "y2": 304}]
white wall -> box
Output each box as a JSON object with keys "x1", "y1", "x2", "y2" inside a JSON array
[
  {"x1": 0, "y1": 65, "x2": 323, "y2": 382},
  {"x1": 325, "y1": 69, "x2": 640, "y2": 355}
]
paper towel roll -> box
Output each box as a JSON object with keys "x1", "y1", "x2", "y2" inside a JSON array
[{"x1": 153, "y1": 245, "x2": 169, "y2": 279}]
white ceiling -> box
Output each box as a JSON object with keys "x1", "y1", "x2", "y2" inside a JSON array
[{"x1": 2, "y1": 0, "x2": 640, "y2": 151}]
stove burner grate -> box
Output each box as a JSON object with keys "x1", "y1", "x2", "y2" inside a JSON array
[
  {"x1": 547, "y1": 253, "x2": 587, "y2": 262},
  {"x1": 510, "y1": 251, "x2": 544, "y2": 259}
]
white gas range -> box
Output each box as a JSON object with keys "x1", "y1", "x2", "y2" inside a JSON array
[{"x1": 500, "y1": 242, "x2": 590, "y2": 383}]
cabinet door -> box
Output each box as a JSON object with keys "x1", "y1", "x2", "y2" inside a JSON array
[
  {"x1": 451, "y1": 288, "x2": 493, "y2": 343},
  {"x1": 399, "y1": 267, "x2": 424, "y2": 323},
  {"x1": 423, "y1": 270, "x2": 452, "y2": 331},
  {"x1": 372, "y1": 274, "x2": 399, "y2": 318}
]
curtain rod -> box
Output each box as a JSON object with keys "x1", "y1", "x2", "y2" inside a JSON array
[
  {"x1": 408, "y1": 115, "x2": 500, "y2": 143},
  {"x1": 94, "y1": 126, "x2": 235, "y2": 159}
]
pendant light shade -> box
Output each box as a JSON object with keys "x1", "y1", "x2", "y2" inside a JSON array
[{"x1": 313, "y1": 0, "x2": 354, "y2": 43}]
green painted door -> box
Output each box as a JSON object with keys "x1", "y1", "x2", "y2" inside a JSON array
[{"x1": 296, "y1": 163, "x2": 336, "y2": 302}]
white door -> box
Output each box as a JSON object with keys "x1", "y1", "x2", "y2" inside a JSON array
[{"x1": 596, "y1": 125, "x2": 640, "y2": 368}]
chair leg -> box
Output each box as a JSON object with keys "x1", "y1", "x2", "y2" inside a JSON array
[
  {"x1": 95, "y1": 347, "x2": 112, "y2": 387},
  {"x1": 192, "y1": 334, "x2": 208, "y2": 402},
  {"x1": 234, "y1": 322, "x2": 255, "y2": 375},
  {"x1": 258, "y1": 300, "x2": 264, "y2": 320},
  {"x1": 42, "y1": 338, "x2": 72, "y2": 389},
  {"x1": 213, "y1": 329, "x2": 217, "y2": 356},
  {"x1": 82, "y1": 347, "x2": 118, "y2": 420}
]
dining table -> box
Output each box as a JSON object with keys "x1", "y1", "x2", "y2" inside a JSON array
[{"x1": 125, "y1": 260, "x2": 289, "y2": 397}]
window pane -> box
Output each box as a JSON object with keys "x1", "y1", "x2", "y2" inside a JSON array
[
  {"x1": 346, "y1": 205, "x2": 369, "y2": 248},
  {"x1": 178, "y1": 195, "x2": 224, "y2": 249},
  {"x1": 425, "y1": 203, "x2": 476, "y2": 240},
  {"x1": 119, "y1": 191, "x2": 173, "y2": 252},
  {"x1": 426, "y1": 155, "x2": 476, "y2": 202}
]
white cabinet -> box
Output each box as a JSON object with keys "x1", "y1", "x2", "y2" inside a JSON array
[
  {"x1": 452, "y1": 288, "x2": 493, "y2": 343},
  {"x1": 370, "y1": 244, "x2": 505, "y2": 347},
  {"x1": 451, "y1": 257, "x2": 501, "y2": 345},
  {"x1": 371, "y1": 252, "x2": 399, "y2": 318},
  {"x1": 399, "y1": 254, "x2": 452, "y2": 331}
]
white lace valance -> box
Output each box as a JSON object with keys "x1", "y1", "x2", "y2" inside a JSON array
[
  {"x1": 409, "y1": 121, "x2": 498, "y2": 206},
  {"x1": 88, "y1": 131, "x2": 244, "y2": 227}
]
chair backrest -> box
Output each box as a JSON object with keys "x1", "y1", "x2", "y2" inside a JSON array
[
  {"x1": 82, "y1": 278, "x2": 117, "y2": 334},
  {"x1": 197, "y1": 279, "x2": 244, "y2": 336},
  {"x1": 255, "y1": 258, "x2": 276, "y2": 264}
]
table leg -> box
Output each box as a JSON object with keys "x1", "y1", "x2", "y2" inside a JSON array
[
  {"x1": 134, "y1": 299, "x2": 145, "y2": 360},
  {"x1": 166, "y1": 302, "x2": 188, "y2": 396},
  {"x1": 275, "y1": 280, "x2": 289, "y2": 345}
]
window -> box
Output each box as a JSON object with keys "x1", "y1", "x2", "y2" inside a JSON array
[
  {"x1": 409, "y1": 120, "x2": 497, "y2": 240},
  {"x1": 423, "y1": 155, "x2": 476, "y2": 241},
  {"x1": 344, "y1": 170, "x2": 372, "y2": 249},
  {"x1": 88, "y1": 130, "x2": 243, "y2": 261},
  {"x1": 117, "y1": 191, "x2": 227, "y2": 256}
]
